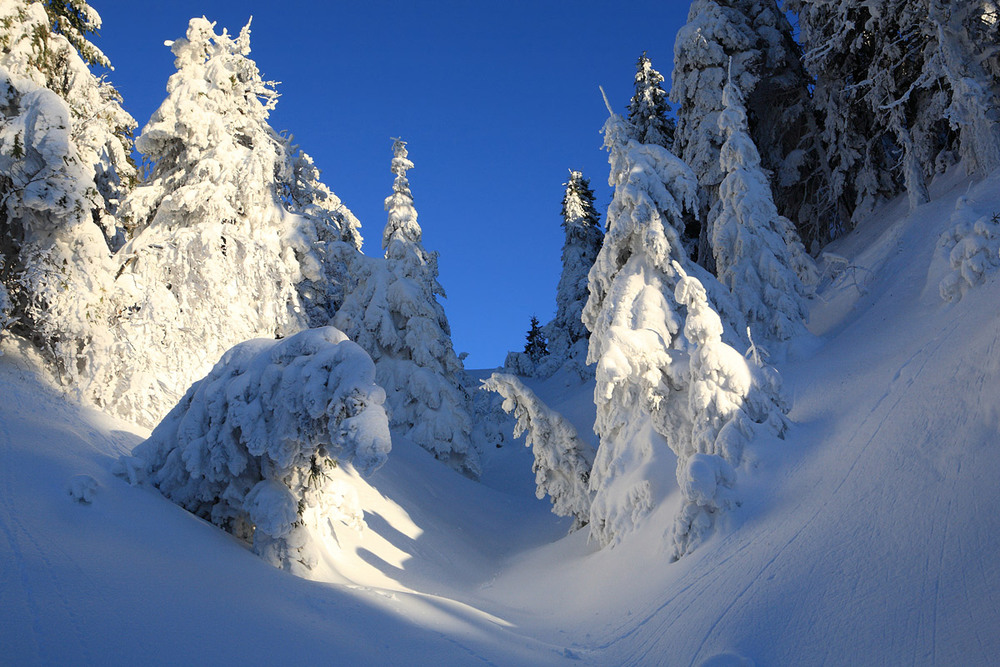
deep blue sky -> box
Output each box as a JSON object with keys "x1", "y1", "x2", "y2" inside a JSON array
[{"x1": 94, "y1": 1, "x2": 688, "y2": 368}]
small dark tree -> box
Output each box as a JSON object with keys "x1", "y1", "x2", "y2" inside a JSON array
[
  {"x1": 524, "y1": 316, "x2": 549, "y2": 364},
  {"x1": 628, "y1": 51, "x2": 676, "y2": 149}
]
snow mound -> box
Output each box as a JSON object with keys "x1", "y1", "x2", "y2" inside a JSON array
[{"x1": 124, "y1": 327, "x2": 391, "y2": 572}]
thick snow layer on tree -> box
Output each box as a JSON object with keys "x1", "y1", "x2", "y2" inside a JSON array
[
  {"x1": 123, "y1": 327, "x2": 391, "y2": 573},
  {"x1": 0, "y1": 65, "x2": 117, "y2": 394},
  {"x1": 334, "y1": 139, "x2": 478, "y2": 477}
]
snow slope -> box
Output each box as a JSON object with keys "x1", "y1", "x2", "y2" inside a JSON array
[{"x1": 2, "y1": 169, "x2": 999, "y2": 665}]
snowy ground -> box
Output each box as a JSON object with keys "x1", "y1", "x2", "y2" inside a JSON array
[{"x1": 2, "y1": 170, "x2": 999, "y2": 665}]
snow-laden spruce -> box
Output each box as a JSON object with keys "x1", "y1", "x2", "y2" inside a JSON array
[
  {"x1": 279, "y1": 144, "x2": 364, "y2": 327},
  {"x1": 583, "y1": 99, "x2": 743, "y2": 548},
  {"x1": 335, "y1": 139, "x2": 478, "y2": 477},
  {"x1": 937, "y1": 196, "x2": 1000, "y2": 301},
  {"x1": 544, "y1": 171, "x2": 604, "y2": 377},
  {"x1": 482, "y1": 373, "x2": 595, "y2": 530},
  {"x1": 670, "y1": 262, "x2": 787, "y2": 559},
  {"x1": 628, "y1": 52, "x2": 675, "y2": 150},
  {"x1": 712, "y1": 72, "x2": 816, "y2": 348},
  {"x1": 0, "y1": 0, "x2": 135, "y2": 393},
  {"x1": 672, "y1": 0, "x2": 830, "y2": 255},
  {"x1": 106, "y1": 18, "x2": 356, "y2": 426},
  {"x1": 506, "y1": 171, "x2": 603, "y2": 379},
  {"x1": 122, "y1": 327, "x2": 391, "y2": 573},
  {"x1": 790, "y1": 0, "x2": 1000, "y2": 228}
]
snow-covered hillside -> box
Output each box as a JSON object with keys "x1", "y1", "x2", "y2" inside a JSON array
[{"x1": 2, "y1": 171, "x2": 1000, "y2": 664}]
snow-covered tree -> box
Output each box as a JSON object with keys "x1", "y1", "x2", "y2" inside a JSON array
[
  {"x1": 482, "y1": 373, "x2": 595, "y2": 530},
  {"x1": 628, "y1": 52, "x2": 675, "y2": 149},
  {"x1": 926, "y1": 0, "x2": 1000, "y2": 176},
  {"x1": 672, "y1": 0, "x2": 832, "y2": 256},
  {"x1": 786, "y1": 0, "x2": 901, "y2": 228},
  {"x1": 0, "y1": 0, "x2": 135, "y2": 393},
  {"x1": 670, "y1": 262, "x2": 787, "y2": 559},
  {"x1": 791, "y1": 0, "x2": 1000, "y2": 227},
  {"x1": 583, "y1": 98, "x2": 738, "y2": 548},
  {"x1": 712, "y1": 72, "x2": 815, "y2": 348},
  {"x1": 278, "y1": 143, "x2": 364, "y2": 327},
  {"x1": 106, "y1": 18, "x2": 349, "y2": 426},
  {"x1": 121, "y1": 327, "x2": 391, "y2": 573},
  {"x1": 0, "y1": 261, "x2": 11, "y2": 338},
  {"x1": 541, "y1": 170, "x2": 603, "y2": 376},
  {"x1": 335, "y1": 139, "x2": 478, "y2": 477}
]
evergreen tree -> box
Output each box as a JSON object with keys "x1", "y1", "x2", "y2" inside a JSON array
[
  {"x1": 524, "y1": 315, "x2": 548, "y2": 364},
  {"x1": 125, "y1": 327, "x2": 392, "y2": 573},
  {"x1": 627, "y1": 52, "x2": 675, "y2": 149},
  {"x1": 672, "y1": 0, "x2": 833, "y2": 255},
  {"x1": 541, "y1": 170, "x2": 603, "y2": 375},
  {"x1": 712, "y1": 71, "x2": 815, "y2": 348},
  {"x1": 790, "y1": 0, "x2": 1000, "y2": 226},
  {"x1": 670, "y1": 262, "x2": 787, "y2": 559},
  {"x1": 335, "y1": 139, "x2": 479, "y2": 477},
  {"x1": 106, "y1": 18, "x2": 317, "y2": 425},
  {"x1": 0, "y1": 0, "x2": 135, "y2": 394},
  {"x1": 583, "y1": 99, "x2": 742, "y2": 548}
]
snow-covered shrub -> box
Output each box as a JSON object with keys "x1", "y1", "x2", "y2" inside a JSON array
[
  {"x1": 334, "y1": 139, "x2": 478, "y2": 477},
  {"x1": 124, "y1": 327, "x2": 391, "y2": 572},
  {"x1": 670, "y1": 263, "x2": 787, "y2": 559},
  {"x1": 482, "y1": 373, "x2": 595, "y2": 530},
  {"x1": 938, "y1": 197, "x2": 1000, "y2": 301}
]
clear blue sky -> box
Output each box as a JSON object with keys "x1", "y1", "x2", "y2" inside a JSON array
[{"x1": 94, "y1": 1, "x2": 688, "y2": 368}]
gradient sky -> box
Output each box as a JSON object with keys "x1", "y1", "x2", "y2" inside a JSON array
[{"x1": 94, "y1": 0, "x2": 688, "y2": 368}]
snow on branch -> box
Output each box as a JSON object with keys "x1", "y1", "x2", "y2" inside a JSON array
[{"x1": 482, "y1": 373, "x2": 595, "y2": 530}]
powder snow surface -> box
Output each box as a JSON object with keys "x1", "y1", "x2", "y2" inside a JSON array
[{"x1": 2, "y1": 169, "x2": 999, "y2": 665}]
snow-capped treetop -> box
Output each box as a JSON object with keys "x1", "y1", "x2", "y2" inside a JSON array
[
  {"x1": 383, "y1": 138, "x2": 425, "y2": 256},
  {"x1": 122, "y1": 17, "x2": 278, "y2": 236},
  {"x1": 628, "y1": 51, "x2": 675, "y2": 149},
  {"x1": 334, "y1": 138, "x2": 478, "y2": 477},
  {"x1": 542, "y1": 170, "x2": 603, "y2": 371}
]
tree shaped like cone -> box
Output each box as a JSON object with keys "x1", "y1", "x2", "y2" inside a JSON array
[
  {"x1": 583, "y1": 100, "x2": 744, "y2": 548},
  {"x1": 336, "y1": 139, "x2": 479, "y2": 477},
  {"x1": 711, "y1": 69, "x2": 816, "y2": 350}
]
